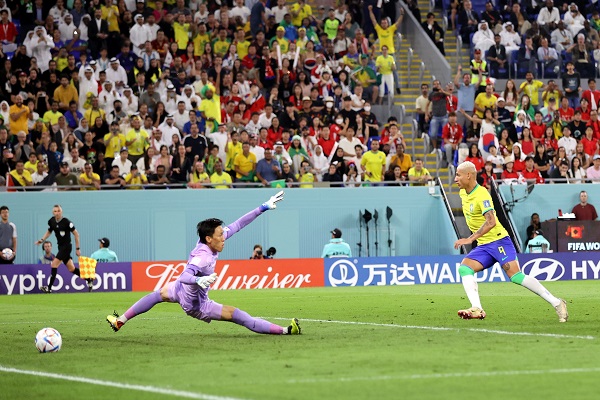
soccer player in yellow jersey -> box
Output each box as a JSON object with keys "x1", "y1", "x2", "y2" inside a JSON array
[{"x1": 453, "y1": 161, "x2": 568, "y2": 322}]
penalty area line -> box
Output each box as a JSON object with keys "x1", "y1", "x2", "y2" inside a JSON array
[
  {"x1": 287, "y1": 367, "x2": 600, "y2": 384},
  {"x1": 264, "y1": 317, "x2": 596, "y2": 340},
  {"x1": 0, "y1": 365, "x2": 247, "y2": 400}
]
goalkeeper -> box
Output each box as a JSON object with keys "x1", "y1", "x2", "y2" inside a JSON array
[{"x1": 107, "y1": 191, "x2": 301, "y2": 335}]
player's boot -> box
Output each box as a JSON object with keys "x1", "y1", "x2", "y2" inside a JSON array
[
  {"x1": 458, "y1": 307, "x2": 486, "y2": 320},
  {"x1": 40, "y1": 286, "x2": 52, "y2": 294},
  {"x1": 87, "y1": 279, "x2": 94, "y2": 292},
  {"x1": 106, "y1": 312, "x2": 124, "y2": 332},
  {"x1": 555, "y1": 298, "x2": 568, "y2": 323},
  {"x1": 287, "y1": 318, "x2": 301, "y2": 335}
]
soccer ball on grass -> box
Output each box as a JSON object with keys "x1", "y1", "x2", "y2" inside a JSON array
[{"x1": 35, "y1": 328, "x2": 62, "y2": 353}]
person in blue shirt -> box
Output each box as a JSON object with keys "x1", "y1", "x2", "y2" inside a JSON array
[
  {"x1": 321, "y1": 228, "x2": 352, "y2": 258},
  {"x1": 524, "y1": 229, "x2": 551, "y2": 253},
  {"x1": 90, "y1": 237, "x2": 119, "y2": 262}
]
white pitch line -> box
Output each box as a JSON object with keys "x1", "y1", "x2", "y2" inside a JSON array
[
  {"x1": 287, "y1": 367, "x2": 600, "y2": 384},
  {"x1": 0, "y1": 365, "x2": 247, "y2": 400},
  {"x1": 264, "y1": 317, "x2": 596, "y2": 340}
]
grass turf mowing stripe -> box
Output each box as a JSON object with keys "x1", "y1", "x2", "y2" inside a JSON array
[
  {"x1": 264, "y1": 317, "x2": 596, "y2": 340},
  {"x1": 0, "y1": 365, "x2": 247, "y2": 400},
  {"x1": 287, "y1": 367, "x2": 600, "y2": 384}
]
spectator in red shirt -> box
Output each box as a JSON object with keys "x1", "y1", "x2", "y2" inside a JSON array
[
  {"x1": 571, "y1": 190, "x2": 598, "y2": 220},
  {"x1": 587, "y1": 110, "x2": 600, "y2": 139},
  {"x1": 521, "y1": 156, "x2": 545, "y2": 184},
  {"x1": 580, "y1": 79, "x2": 600, "y2": 111},
  {"x1": 501, "y1": 157, "x2": 520, "y2": 182},
  {"x1": 530, "y1": 111, "x2": 545, "y2": 141},
  {"x1": 445, "y1": 82, "x2": 458, "y2": 113},
  {"x1": 558, "y1": 97, "x2": 574, "y2": 123},
  {"x1": 441, "y1": 111, "x2": 464, "y2": 168},
  {"x1": 581, "y1": 126, "x2": 599, "y2": 157},
  {"x1": 465, "y1": 143, "x2": 484, "y2": 172},
  {"x1": 317, "y1": 126, "x2": 336, "y2": 157},
  {"x1": 576, "y1": 98, "x2": 591, "y2": 123},
  {"x1": 512, "y1": 143, "x2": 526, "y2": 172}
]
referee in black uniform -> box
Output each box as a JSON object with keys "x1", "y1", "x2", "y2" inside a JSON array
[{"x1": 35, "y1": 204, "x2": 93, "y2": 293}]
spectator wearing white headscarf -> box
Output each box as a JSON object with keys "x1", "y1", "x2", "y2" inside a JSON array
[
  {"x1": 29, "y1": 27, "x2": 54, "y2": 73},
  {"x1": 472, "y1": 21, "x2": 495, "y2": 53}
]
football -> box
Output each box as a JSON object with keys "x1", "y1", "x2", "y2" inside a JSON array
[
  {"x1": 1, "y1": 248, "x2": 13, "y2": 260},
  {"x1": 35, "y1": 328, "x2": 62, "y2": 353}
]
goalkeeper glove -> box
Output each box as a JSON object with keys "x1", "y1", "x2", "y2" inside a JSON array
[
  {"x1": 196, "y1": 273, "x2": 218, "y2": 289},
  {"x1": 260, "y1": 190, "x2": 284, "y2": 212}
]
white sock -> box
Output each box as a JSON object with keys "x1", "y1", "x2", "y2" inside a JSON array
[
  {"x1": 461, "y1": 274, "x2": 482, "y2": 309},
  {"x1": 118, "y1": 315, "x2": 128, "y2": 323},
  {"x1": 520, "y1": 275, "x2": 561, "y2": 307}
]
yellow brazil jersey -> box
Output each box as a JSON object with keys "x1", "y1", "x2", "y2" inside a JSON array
[
  {"x1": 460, "y1": 184, "x2": 508, "y2": 245},
  {"x1": 212, "y1": 38, "x2": 232, "y2": 57},
  {"x1": 194, "y1": 33, "x2": 211, "y2": 56},
  {"x1": 290, "y1": 4, "x2": 311, "y2": 27},
  {"x1": 519, "y1": 80, "x2": 543, "y2": 106},
  {"x1": 173, "y1": 22, "x2": 190, "y2": 51},
  {"x1": 474, "y1": 93, "x2": 497, "y2": 118},
  {"x1": 79, "y1": 172, "x2": 100, "y2": 190},
  {"x1": 236, "y1": 40, "x2": 250, "y2": 60},
  {"x1": 43, "y1": 110, "x2": 63, "y2": 126},
  {"x1": 104, "y1": 133, "x2": 126, "y2": 158},
  {"x1": 361, "y1": 150, "x2": 386, "y2": 182},
  {"x1": 225, "y1": 141, "x2": 243, "y2": 171},
  {"x1": 375, "y1": 55, "x2": 395, "y2": 75},
  {"x1": 210, "y1": 172, "x2": 232, "y2": 189},
  {"x1": 269, "y1": 37, "x2": 289, "y2": 53},
  {"x1": 375, "y1": 24, "x2": 397, "y2": 54},
  {"x1": 233, "y1": 152, "x2": 257, "y2": 179},
  {"x1": 298, "y1": 172, "x2": 314, "y2": 188},
  {"x1": 125, "y1": 128, "x2": 149, "y2": 156},
  {"x1": 101, "y1": 5, "x2": 120, "y2": 32}
]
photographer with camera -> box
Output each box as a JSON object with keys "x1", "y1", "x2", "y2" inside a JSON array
[{"x1": 250, "y1": 244, "x2": 277, "y2": 259}]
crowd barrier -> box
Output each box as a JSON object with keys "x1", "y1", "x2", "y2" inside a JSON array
[{"x1": 1, "y1": 254, "x2": 598, "y2": 295}]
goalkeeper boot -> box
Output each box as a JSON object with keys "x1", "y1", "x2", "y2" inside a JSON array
[
  {"x1": 458, "y1": 307, "x2": 486, "y2": 320},
  {"x1": 87, "y1": 279, "x2": 94, "y2": 292},
  {"x1": 287, "y1": 318, "x2": 301, "y2": 335},
  {"x1": 40, "y1": 286, "x2": 52, "y2": 294},
  {"x1": 555, "y1": 298, "x2": 568, "y2": 323},
  {"x1": 106, "y1": 312, "x2": 124, "y2": 332}
]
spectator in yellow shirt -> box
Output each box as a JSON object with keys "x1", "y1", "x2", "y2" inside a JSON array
[
  {"x1": 368, "y1": 5, "x2": 404, "y2": 95},
  {"x1": 234, "y1": 142, "x2": 257, "y2": 182},
  {"x1": 9, "y1": 95, "x2": 30, "y2": 135},
  {"x1": 125, "y1": 117, "x2": 149, "y2": 164},
  {"x1": 78, "y1": 162, "x2": 101, "y2": 190},
  {"x1": 43, "y1": 100, "x2": 64, "y2": 127},
  {"x1": 210, "y1": 160, "x2": 233, "y2": 189},
  {"x1": 474, "y1": 84, "x2": 497, "y2": 118},
  {"x1": 375, "y1": 45, "x2": 396, "y2": 104},
  {"x1": 54, "y1": 75, "x2": 79, "y2": 112},
  {"x1": 124, "y1": 165, "x2": 148, "y2": 189},
  {"x1": 290, "y1": 0, "x2": 312, "y2": 27},
  {"x1": 24, "y1": 152, "x2": 39, "y2": 174},
  {"x1": 408, "y1": 158, "x2": 433, "y2": 185},
  {"x1": 9, "y1": 160, "x2": 33, "y2": 187},
  {"x1": 104, "y1": 121, "x2": 127, "y2": 166},
  {"x1": 518, "y1": 71, "x2": 546, "y2": 110},
  {"x1": 361, "y1": 139, "x2": 386, "y2": 183}
]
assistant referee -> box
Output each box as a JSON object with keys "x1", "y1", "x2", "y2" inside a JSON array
[{"x1": 35, "y1": 205, "x2": 93, "y2": 293}]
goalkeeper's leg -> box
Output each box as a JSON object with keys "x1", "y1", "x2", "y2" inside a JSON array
[
  {"x1": 218, "y1": 304, "x2": 297, "y2": 334},
  {"x1": 107, "y1": 286, "x2": 170, "y2": 331}
]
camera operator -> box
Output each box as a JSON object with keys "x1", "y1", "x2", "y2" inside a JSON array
[{"x1": 250, "y1": 244, "x2": 264, "y2": 260}]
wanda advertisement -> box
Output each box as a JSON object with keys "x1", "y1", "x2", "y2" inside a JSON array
[{"x1": 131, "y1": 258, "x2": 325, "y2": 292}]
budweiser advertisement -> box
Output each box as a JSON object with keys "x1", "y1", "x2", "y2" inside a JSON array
[{"x1": 131, "y1": 258, "x2": 325, "y2": 292}]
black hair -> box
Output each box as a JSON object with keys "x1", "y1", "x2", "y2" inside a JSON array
[
  {"x1": 0, "y1": 205, "x2": 8, "y2": 212},
  {"x1": 197, "y1": 218, "x2": 223, "y2": 244}
]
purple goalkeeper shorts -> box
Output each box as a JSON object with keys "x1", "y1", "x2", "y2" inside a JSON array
[
  {"x1": 466, "y1": 236, "x2": 517, "y2": 269},
  {"x1": 167, "y1": 281, "x2": 223, "y2": 323}
]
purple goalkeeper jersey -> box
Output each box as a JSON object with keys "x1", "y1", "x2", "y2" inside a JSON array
[{"x1": 170, "y1": 207, "x2": 263, "y2": 315}]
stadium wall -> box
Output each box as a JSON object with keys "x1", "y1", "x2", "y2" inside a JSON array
[
  {"x1": 1, "y1": 253, "x2": 597, "y2": 295},
  {"x1": 498, "y1": 185, "x2": 600, "y2": 247},
  {"x1": 3, "y1": 187, "x2": 459, "y2": 264}
]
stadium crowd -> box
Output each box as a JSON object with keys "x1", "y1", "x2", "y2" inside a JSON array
[
  {"x1": 0, "y1": 0, "x2": 425, "y2": 190},
  {"x1": 416, "y1": 0, "x2": 600, "y2": 188}
]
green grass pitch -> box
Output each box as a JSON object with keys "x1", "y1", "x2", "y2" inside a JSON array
[{"x1": 1, "y1": 281, "x2": 599, "y2": 400}]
